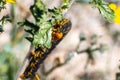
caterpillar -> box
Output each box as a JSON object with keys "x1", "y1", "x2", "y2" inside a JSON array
[{"x1": 19, "y1": 18, "x2": 72, "y2": 80}]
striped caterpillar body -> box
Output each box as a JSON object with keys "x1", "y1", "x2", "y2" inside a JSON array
[{"x1": 20, "y1": 18, "x2": 72, "y2": 79}]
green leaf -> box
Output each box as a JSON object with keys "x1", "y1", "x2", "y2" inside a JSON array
[
  {"x1": 89, "y1": 0, "x2": 115, "y2": 22},
  {"x1": 30, "y1": 0, "x2": 46, "y2": 21},
  {"x1": 48, "y1": 8, "x2": 63, "y2": 21},
  {"x1": 25, "y1": 37, "x2": 33, "y2": 42},
  {"x1": 22, "y1": 20, "x2": 38, "y2": 29},
  {"x1": 0, "y1": 25, "x2": 3, "y2": 32},
  {"x1": 98, "y1": 4, "x2": 115, "y2": 22},
  {"x1": 24, "y1": 29, "x2": 34, "y2": 35},
  {"x1": 33, "y1": 22, "x2": 52, "y2": 48}
]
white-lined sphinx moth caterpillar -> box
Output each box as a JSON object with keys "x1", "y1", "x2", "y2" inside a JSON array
[{"x1": 19, "y1": 18, "x2": 72, "y2": 80}]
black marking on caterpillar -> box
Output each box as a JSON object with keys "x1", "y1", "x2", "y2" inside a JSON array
[{"x1": 20, "y1": 18, "x2": 72, "y2": 79}]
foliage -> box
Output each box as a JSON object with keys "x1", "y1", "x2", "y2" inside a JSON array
[
  {"x1": 0, "y1": 46, "x2": 18, "y2": 80},
  {"x1": 20, "y1": 0, "x2": 71, "y2": 48},
  {"x1": 0, "y1": 0, "x2": 6, "y2": 12},
  {"x1": 0, "y1": 15, "x2": 10, "y2": 32},
  {"x1": 89, "y1": 0, "x2": 115, "y2": 22},
  {"x1": 0, "y1": 0, "x2": 15, "y2": 32}
]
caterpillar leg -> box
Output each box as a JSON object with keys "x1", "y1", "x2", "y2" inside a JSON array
[{"x1": 35, "y1": 73, "x2": 41, "y2": 80}]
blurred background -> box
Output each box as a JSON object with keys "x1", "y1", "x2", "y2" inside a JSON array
[{"x1": 0, "y1": 0, "x2": 120, "y2": 80}]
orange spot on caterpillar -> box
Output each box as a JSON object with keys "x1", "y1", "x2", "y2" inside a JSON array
[
  {"x1": 39, "y1": 54, "x2": 44, "y2": 59},
  {"x1": 31, "y1": 50, "x2": 36, "y2": 56},
  {"x1": 20, "y1": 74, "x2": 25, "y2": 79},
  {"x1": 55, "y1": 32, "x2": 63, "y2": 39}
]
